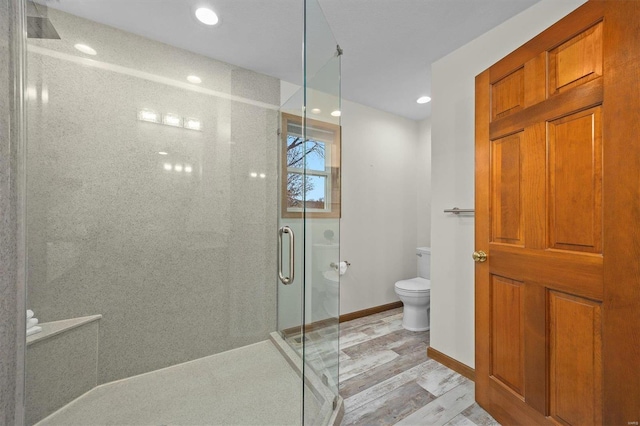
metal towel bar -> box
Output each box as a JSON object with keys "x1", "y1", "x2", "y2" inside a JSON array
[{"x1": 444, "y1": 207, "x2": 475, "y2": 215}]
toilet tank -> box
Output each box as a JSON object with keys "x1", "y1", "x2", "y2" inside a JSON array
[{"x1": 417, "y1": 247, "x2": 431, "y2": 279}]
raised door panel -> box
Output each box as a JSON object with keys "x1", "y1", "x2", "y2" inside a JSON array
[
  {"x1": 549, "y1": 291, "x2": 602, "y2": 425},
  {"x1": 491, "y1": 133, "x2": 524, "y2": 245},
  {"x1": 548, "y1": 106, "x2": 602, "y2": 253},
  {"x1": 490, "y1": 275, "x2": 525, "y2": 397},
  {"x1": 523, "y1": 53, "x2": 547, "y2": 108},
  {"x1": 492, "y1": 68, "x2": 524, "y2": 120},
  {"x1": 549, "y1": 23, "x2": 603, "y2": 95}
]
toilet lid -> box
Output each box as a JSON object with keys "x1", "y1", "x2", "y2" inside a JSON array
[{"x1": 395, "y1": 277, "x2": 430, "y2": 292}]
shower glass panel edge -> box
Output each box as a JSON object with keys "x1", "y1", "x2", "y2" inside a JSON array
[
  {"x1": 9, "y1": 0, "x2": 28, "y2": 424},
  {"x1": 304, "y1": 0, "x2": 342, "y2": 423},
  {"x1": 276, "y1": 0, "x2": 342, "y2": 423}
]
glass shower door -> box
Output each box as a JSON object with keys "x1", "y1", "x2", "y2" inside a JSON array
[{"x1": 277, "y1": 0, "x2": 342, "y2": 423}]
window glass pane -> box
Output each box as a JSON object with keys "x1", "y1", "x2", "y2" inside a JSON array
[
  {"x1": 287, "y1": 173, "x2": 327, "y2": 210},
  {"x1": 305, "y1": 175, "x2": 326, "y2": 208},
  {"x1": 287, "y1": 172, "x2": 303, "y2": 208},
  {"x1": 287, "y1": 135, "x2": 305, "y2": 169},
  {"x1": 286, "y1": 136, "x2": 326, "y2": 172},
  {"x1": 303, "y1": 140, "x2": 326, "y2": 172}
]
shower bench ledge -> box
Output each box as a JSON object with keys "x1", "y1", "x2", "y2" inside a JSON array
[{"x1": 27, "y1": 314, "x2": 102, "y2": 346}]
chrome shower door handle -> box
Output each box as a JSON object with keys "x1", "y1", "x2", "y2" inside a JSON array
[{"x1": 278, "y1": 226, "x2": 294, "y2": 285}]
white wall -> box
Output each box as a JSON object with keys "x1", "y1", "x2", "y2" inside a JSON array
[
  {"x1": 417, "y1": 119, "x2": 431, "y2": 248},
  {"x1": 429, "y1": 0, "x2": 587, "y2": 368},
  {"x1": 340, "y1": 100, "x2": 423, "y2": 315}
]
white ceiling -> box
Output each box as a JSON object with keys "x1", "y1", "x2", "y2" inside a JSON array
[{"x1": 40, "y1": 0, "x2": 540, "y2": 121}]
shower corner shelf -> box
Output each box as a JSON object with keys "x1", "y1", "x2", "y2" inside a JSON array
[{"x1": 27, "y1": 314, "x2": 102, "y2": 346}]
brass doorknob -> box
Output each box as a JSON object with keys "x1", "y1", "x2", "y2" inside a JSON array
[{"x1": 472, "y1": 250, "x2": 487, "y2": 263}]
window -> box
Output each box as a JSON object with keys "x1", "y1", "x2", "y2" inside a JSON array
[{"x1": 281, "y1": 113, "x2": 341, "y2": 218}]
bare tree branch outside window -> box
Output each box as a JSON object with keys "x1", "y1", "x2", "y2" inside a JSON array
[{"x1": 287, "y1": 135, "x2": 325, "y2": 208}]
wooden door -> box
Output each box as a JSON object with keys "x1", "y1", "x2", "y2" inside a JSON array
[{"x1": 475, "y1": 1, "x2": 640, "y2": 425}]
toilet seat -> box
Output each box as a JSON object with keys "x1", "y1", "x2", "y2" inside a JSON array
[{"x1": 395, "y1": 277, "x2": 430, "y2": 292}]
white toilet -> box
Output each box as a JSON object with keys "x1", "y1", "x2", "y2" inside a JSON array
[{"x1": 395, "y1": 247, "x2": 431, "y2": 331}]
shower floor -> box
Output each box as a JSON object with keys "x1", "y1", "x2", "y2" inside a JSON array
[{"x1": 37, "y1": 340, "x2": 313, "y2": 425}]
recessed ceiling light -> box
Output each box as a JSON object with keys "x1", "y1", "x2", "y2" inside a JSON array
[
  {"x1": 74, "y1": 43, "x2": 97, "y2": 56},
  {"x1": 331, "y1": 110, "x2": 341, "y2": 117},
  {"x1": 417, "y1": 96, "x2": 431, "y2": 104},
  {"x1": 187, "y1": 75, "x2": 202, "y2": 84},
  {"x1": 158, "y1": 151, "x2": 168, "y2": 156},
  {"x1": 311, "y1": 108, "x2": 321, "y2": 114},
  {"x1": 195, "y1": 7, "x2": 219, "y2": 26}
]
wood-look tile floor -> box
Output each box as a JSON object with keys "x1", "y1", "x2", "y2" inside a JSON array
[{"x1": 339, "y1": 308, "x2": 500, "y2": 426}]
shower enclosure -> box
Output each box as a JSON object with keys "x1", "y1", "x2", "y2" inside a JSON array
[{"x1": 16, "y1": 0, "x2": 341, "y2": 424}]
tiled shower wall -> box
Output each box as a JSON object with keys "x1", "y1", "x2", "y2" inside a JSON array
[
  {"x1": 0, "y1": 0, "x2": 17, "y2": 425},
  {"x1": 26, "y1": 9, "x2": 280, "y2": 384}
]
